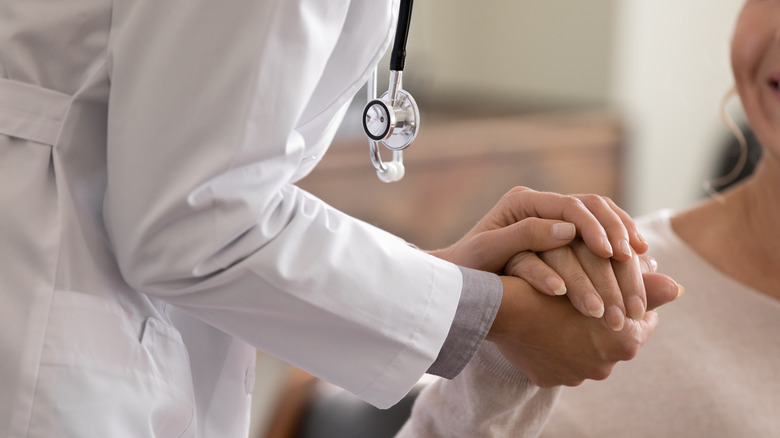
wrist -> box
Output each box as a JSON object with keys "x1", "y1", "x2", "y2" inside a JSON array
[
  {"x1": 425, "y1": 248, "x2": 443, "y2": 259},
  {"x1": 486, "y1": 276, "x2": 527, "y2": 344}
]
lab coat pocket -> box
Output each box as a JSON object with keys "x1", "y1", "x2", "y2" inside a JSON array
[
  {"x1": 28, "y1": 291, "x2": 196, "y2": 438},
  {"x1": 139, "y1": 317, "x2": 198, "y2": 437}
]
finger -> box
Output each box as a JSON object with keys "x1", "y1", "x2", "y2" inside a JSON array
[
  {"x1": 638, "y1": 255, "x2": 658, "y2": 273},
  {"x1": 498, "y1": 188, "x2": 614, "y2": 259},
  {"x1": 470, "y1": 218, "x2": 577, "y2": 272},
  {"x1": 603, "y1": 197, "x2": 649, "y2": 254},
  {"x1": 503, "y1": 218, "x2": 577, "y2": 252},
  {"x1": 571, "y1": 241, "x2": 626, "y2": 331},
  {"x1": 639, "y1": 310, "x2": 661, "y2": 356},
  {"x1": 611, "y1": 251, "x2": 647, "y2": 321},
  {"x1": 504, "y1": 251, "x2": 567, "y2": 296},
  {"x1": 639, "y1": 309, "x2": 660, "y2": 342},
  {"x1": 539, "y1": 246, "x2": 605, "y2": 319},
  {"x1": 643, "y1": 273, "x2": 684, "y2": 310},
  {"x1": 575, "y1": 194, "x2": 633, "y2": 262},
  {"x1": 607, "y1": 307, "x2": 660, "y2": 363}
]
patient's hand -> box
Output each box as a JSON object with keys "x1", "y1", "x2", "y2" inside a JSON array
[
  {"x1": 487, "y1": 273, "x2": 681, "y2": 387},
  {"x1": 505, "y1": 239, "x2": 652, "y2": 331}
]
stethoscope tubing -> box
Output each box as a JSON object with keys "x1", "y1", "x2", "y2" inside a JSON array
[{"x1": 390, "y1": 0, "x2": 414, "y2": 72}]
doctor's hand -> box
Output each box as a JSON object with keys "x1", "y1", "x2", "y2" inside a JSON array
[
  {"x1": 428, "y1": 187, "x2": 647, "y2": 296},
  {"x1": 486, "y1": 273, "x2": 682, "y2": 388}
]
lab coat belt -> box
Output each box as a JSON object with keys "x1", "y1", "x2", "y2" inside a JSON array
[{"x1": 0, "y1": 78, "x2": 71, "y2": 146}]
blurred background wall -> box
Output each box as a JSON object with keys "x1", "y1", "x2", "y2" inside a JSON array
[{"x1": 408, "y1": 0, "x2": 616, "y2": 110}]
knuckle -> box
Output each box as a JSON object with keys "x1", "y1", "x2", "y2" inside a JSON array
[
  {"x1": 562, "y1": 196, "x2": 588, "y2": 214},
  {"x1": 566, "y1": 195, "x2": 587, "y2": 208},
  {"x1": 622, "y1": 340, "x2": 642, "y2": 360},
  {"x1": 575, "y1": 193, "x2": 596, "y2": 204},
  {"x1": 504, "y1": 251, "x2": 534, "y2": 275},
  {"x1": 506, "y1": 250, "x2": 532, "y2": 268},
  {"x1": 514, "y1": 218, "x2": 535, "y2": 236},
  {"x1": 588, "y1": 365, "x2": 614, "y2": 381},
  {"x1": 613, "y1": 333, "x2": 643, "y2": 361},
  {"x1": 513, "y1": 218, "x2": 544, "y2": 245},
  {"x1": 560, "y1": 374, "x2": 587, "y2": 387},
  {"x1": 567, "y1": 270, "x2": 592, "y2": 289},
  {"x1": 511, "y1": 250, "x2": 535, "y2": 264},
  {"x1": 525, "y1": 259, "x2": 549, "y2": 278},
  {"x1": 509, "y1": 185, "x2": 531, "y2": 194},
  {"x1": 504, "y1": 186, "x2": 532, "y2": 201},
  {"x1": 580, "y1": 194, "x2": 609, "y2": 209},
  {"x1": 621, "y1": 347, "x2": 639, "y2": 361},
  {"x1": 498, "y1": 186, "x2": 532, "y2": 210}
]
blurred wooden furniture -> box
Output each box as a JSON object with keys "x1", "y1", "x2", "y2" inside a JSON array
[
  {"x1": 262, "y1": 368, "x2": 318, "y2": 438},
  {"x1": 262, "y1": 367, "x2": 427, "y2": 438},
  {"x1": 298, "y1": 110, "x2": 624, "y2": 249}
]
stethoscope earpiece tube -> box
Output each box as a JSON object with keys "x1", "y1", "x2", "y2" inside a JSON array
[{"x1": 363, "y1": 0, "x2": 418, "y2": 182}]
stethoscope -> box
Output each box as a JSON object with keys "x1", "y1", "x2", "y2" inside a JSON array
[{"x1": 362, "y1": 0, "x2": 419, "y2": 183}]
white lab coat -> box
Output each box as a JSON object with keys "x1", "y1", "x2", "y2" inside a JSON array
[{"x1": 0, "y1": 1, "x2": 463, "y2": 437}]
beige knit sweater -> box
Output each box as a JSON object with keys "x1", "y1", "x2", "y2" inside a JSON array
[
  {"x1": 398, "y1": 210, "x2": 780, "y2": 437},
  {"x1": 396, "y1": 341, "x2": 560, "y2": 438}
]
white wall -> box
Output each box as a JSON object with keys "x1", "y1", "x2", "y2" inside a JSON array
[
  {"x1": 609, "y1": 0, "x2": 745, "y2": 215},
  {"x1": 409, "y1": 0, "x2": 616, "y2": 107}
]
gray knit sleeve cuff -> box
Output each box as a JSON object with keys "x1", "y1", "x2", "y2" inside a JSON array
[{"x1": 426, "y1": 266, "x2": 503, "y2": 379}]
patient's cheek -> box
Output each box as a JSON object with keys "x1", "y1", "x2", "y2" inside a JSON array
[{"x1": 730, "y1": 5, "x2": 770, "y2": 86}]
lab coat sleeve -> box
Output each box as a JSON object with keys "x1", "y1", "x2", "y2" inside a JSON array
[{"x1": 103, "y1": 0, "x2": 462, "y2": 408}]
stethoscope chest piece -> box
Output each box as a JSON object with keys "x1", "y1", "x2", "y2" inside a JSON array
[{"x1": 363, "y1": 87, "x2": 420, "y2": 151}]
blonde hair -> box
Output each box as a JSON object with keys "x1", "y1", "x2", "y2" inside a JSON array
[{"x1": 703, "y1": 86, "x2": 749, "y2": 201}]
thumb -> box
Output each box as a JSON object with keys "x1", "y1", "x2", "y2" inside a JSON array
[
  {"x1": 491, "y1": 218, "x2": 577, "y2": 252},
  {"x1": 643, "y1": 272, "x2": 684, "y2": 310},
  {"x1": 473, "y1": 219, "x2": 576, "y2": 272}
]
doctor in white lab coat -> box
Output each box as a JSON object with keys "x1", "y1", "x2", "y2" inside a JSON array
[{"x1": 0, "y1": 0, "x2": 679, "y2": 437}]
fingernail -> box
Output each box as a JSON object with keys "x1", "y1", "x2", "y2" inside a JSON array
[
  {"x1": 640, "y1": 256, "x2": 658, "y2": 272},
  {"x1": 619, "y1": 240, "x2": 632, "y2": 259},
  {"x1": 676, "y1": 284, "x2": 685, "y2": 299},
  {"x1": 553, "y1": 223, "x2": 576, "y2": 240},
  {"x1": 626, "y1": 296, "x2": 645, "y2": 321},
  {"x1": 584, "y1": 293, "x2": 604, "y2": 318},
  {"x1": 546, "y1": 277, "x2": 567, "y2": 296},
  {"x1": 601, "y1": 236, "x2": 613, "y2": 257},
  {"x1": 636, "y1": 230, "x2": 648, "y2": 246},
  {"x1": 605, "y1": 306, "x2": 625, "y2": 331}
]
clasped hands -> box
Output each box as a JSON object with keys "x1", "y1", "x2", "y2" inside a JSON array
[{"x1": 429, "y1": 187, "x2": 682, "y2": 387}]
